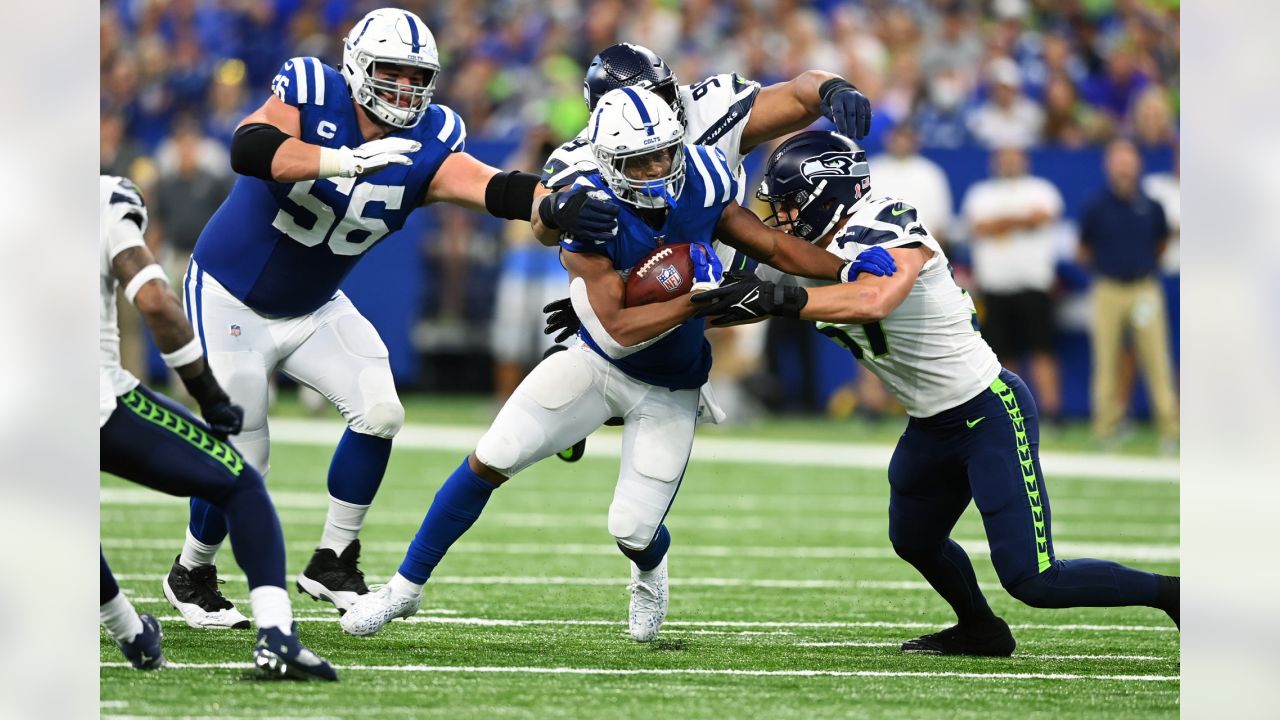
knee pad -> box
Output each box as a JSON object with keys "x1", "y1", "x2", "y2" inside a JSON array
[
  {"x1": 608, "y1": 500, "x2": 659, "y2": 551},
  {"x1": 475, "y1": 428, "x2": 523, "y2": 476},
  {"x1": 1005, "y1": 572, "x2": 1056, "y2": 609},
  {"x1": 354, "y1": 399, "x2": 405, "y2": 438}
]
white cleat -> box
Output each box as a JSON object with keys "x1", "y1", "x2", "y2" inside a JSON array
[
  {"x1": 162, "y1": 559, "x2": 251, "y2": 630},
  {"x1": 628, "y1": 555, "x2": 669, "y2": 642},
  {"x1": 339, "y1": 584, "x2": 421, "y2": 637}
]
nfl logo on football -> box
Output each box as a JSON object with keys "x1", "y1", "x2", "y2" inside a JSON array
[{"x1": 658, "y1": 265, "x2": 682, "y2": 292}]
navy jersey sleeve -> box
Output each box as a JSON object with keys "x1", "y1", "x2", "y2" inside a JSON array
[{"x1": 271, "y1": 56, "x2": 334, "y2": 107}]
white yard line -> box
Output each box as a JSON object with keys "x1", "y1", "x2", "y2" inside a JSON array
[
  {"x1": 267, "y1": 418, "x2": 1178, "y2": 482},
  {"x1": 99, "y1": 660, "x2": 1177, "y2": 682},
  {"x1": 792, "y1": 643, "x2": 1169, "y2": 661}
]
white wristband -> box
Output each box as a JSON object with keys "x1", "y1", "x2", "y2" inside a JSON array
[
  {"x1": 318, "y1": 146, "x2": 348, "y2": 178},
  {"x1": 124, "y1": 264, "x2": 169, "y2": 305},
  {"x1": 161, "y1": 338, "x2": 204, "y2": 368}
]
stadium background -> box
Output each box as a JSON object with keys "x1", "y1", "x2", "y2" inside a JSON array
[{"x1": 99, "y1": 0, "x2": 1180, "y2": 426}]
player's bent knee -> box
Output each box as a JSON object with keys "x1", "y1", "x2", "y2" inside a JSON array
[
  {"x1": 608, "y1": 501, "x2": 659, "y2": 551},
  {"x1": 475, "y1": 428, "x2": 522, "y2": 476},
  {"x1": 890, "y1": 541, "x2": 937, "y2": 566},
  {"x1": 352, "y1": 399, "x2": 405, "y2": 438}
]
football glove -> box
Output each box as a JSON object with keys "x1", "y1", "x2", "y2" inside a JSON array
[
  {"x1": 540, "y1": 187, "x2": 619, "y2": 243},
  {"x1": 820, "y1": 79, "x2": 873, "y2": 140},
  {"x1": 690, "y1": 241, "x2": 724, "y2": 292},
  {"x1": 691, "y1": 280, "x2": 808, "y2": 326},
  {"x1": 542, "y1": 296, "x2": 580, "y2": 343},
  {"x1": 839, "y1": 245, "x2": 897, "y2": 282},
  {"x1": 328, "y1": 137, "x2": 422, "y2": 178},
  {"x1": 180, "y1": 365, "x2": 245, "y2": 439}
]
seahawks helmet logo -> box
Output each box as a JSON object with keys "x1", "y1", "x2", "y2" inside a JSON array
[{"x1": 800, "y1": 152, "x2": 858, "y2": 182}]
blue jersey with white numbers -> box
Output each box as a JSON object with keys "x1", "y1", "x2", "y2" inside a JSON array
[
  {"x1": 192, "y1": 57, "x2": 466, "y2": 317},
  {"x1": 561, "y1": 144, "x2": 740, "y2": 390}
]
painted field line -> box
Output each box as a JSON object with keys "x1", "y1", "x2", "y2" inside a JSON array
[
  {"x1": 793, "y1": 643, "x2": 1169, "y2": 662},
  {"x1": 100, "y1": 660, "x2": 1177, "y2": 682},
  {"x1": 102, "y1": 537, "x2": 1179, "y2": 562},
  {"x1": 143, "y1": 613, "x2": 1176, "y2": 633},
  {"x1": 268, "y1": 418, "x2": 1178, "y2": 482}
]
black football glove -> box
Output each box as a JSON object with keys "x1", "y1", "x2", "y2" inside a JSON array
[
  {"x1": 690, "y1": 280, "x2": 808, "y2": 326},
  {"x1": 543, "y1": 296, "x2": 581, "y2": 343},
  {"x1": 539, "y1": 186, "x2": 619, "y2": 243},
  {"x1": 181, "y1": 364, "x2": 245, "y2": 439},
  {"x1": 820, "y1": 78, "x2": 872, "y2": 140}
]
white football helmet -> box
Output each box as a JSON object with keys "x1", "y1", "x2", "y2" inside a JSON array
[
  {"x1": 342, "y1": 9, "x2": 440, "y2": 129},
  {"x1": 588, "y1": 87, "x2": 686, "y2": 209}
]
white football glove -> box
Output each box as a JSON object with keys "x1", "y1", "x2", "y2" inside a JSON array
[{"x1": 320, "y1": 138, "x2": 421, "y2": 178}]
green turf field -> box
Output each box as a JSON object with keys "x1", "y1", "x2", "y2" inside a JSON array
[{"x1": 100, "y1": 412, "x2": 1179, "y2": 719}]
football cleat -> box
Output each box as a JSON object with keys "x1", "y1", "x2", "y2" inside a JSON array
[
  {"x1": 339, "y1": 584, "x2": 421, "y2": 637},
  {"x1": 628, "y1": 555, "x2": 669, "y2": 642},
  {"x1": 556, "y1": 439, "x2": 586, "y2": 463},
  {"x1": 253, "y1": 623, "x2": 338, "y2": 682},
  {"x1": 115, "y1": 612, "x2": 166, "y2": 670},
  {"x1": 162, "y1": 557, "x2": 251, "y2": 629},
  {"x1": 900, "y1": 617, "x2": 1017, "y2": 657},
  {"x1": 296, "y1": 540, "x2": 370, "y2": 615}
]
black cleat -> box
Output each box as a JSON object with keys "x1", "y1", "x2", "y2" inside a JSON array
[
  {"x1": 901, "y1": 617, "x2": 1017, "y2": 657},
  {"x1": 162, "y1": 557, "x2": 251, "y2": 629},
  {"x1": 116, "y1": 613, "x2": 166, "y2": 670},
  {"x1": 296, "y1": 540, "x2": 370, "y2": 615},
  {"x1": 603, "y1": 416, "x2": 624, "y2": 427},
  {"x1": 1160, "y1": 575, "x2": 1180, "y2": 628},
  {"x1": 557, "y1": 438, "x2": 586, "y2": 463},
  {"x1": 253, "y1": 623, "x2": 338, "y2": 682}
]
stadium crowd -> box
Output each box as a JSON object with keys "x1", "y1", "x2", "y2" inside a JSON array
[{"x1": 99, "y1": 0, "x2": 1180, "y2": 444}]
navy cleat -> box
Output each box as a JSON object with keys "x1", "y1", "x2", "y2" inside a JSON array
[
  {"x1": 253, "y1": 623, "x2": 338, "y2": 681},
  {"x1": 116, "y1": 613, "x2": 166, "y2": 670},
  {"x1": 900, "y1": 617, "x2": 1016, "y2": 657}
]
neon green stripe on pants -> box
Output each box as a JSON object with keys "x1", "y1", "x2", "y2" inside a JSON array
[
  {"x1": 989, "y1": 377, "x2": 1051, "y2": 573},
  {"x1": 121, "y1": 389, "x2": 244, "y2": 477}
]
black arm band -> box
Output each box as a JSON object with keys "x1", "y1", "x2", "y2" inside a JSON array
[
  {"x1": 818, "y1": 77, "x2": 858, "y2": 102},
  {"x1": 180, "y1": 363, "x2": 229, "y2": 408},
  {"x1": 484, "y1": 170, "x2": 542, "y2": 221},
  {"x1": 538, "y1": 192, "x2": 561, "y2": 229},
  {"x1": 230, "y1": 123, "x2": 291, "y2": 180}
]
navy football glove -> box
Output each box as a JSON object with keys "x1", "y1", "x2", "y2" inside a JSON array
[
  {"x1": 819, "y1": 79, "x2": 872, "y2": 140},
  {"x1": 539, "y1": 186, "x2": 619, "y2": 243},
  {"x1": 839, "y1": 245, "x2": 897, "y2": 282},
  {"x1": 542, "y1": 296, "x2": 580, "y2": 344},
  {"x1": 691, "y1": 280, "x2": 808, "y2": 326}
]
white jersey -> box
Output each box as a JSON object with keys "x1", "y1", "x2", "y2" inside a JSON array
[
  {"x1": 541, "y1": 73, "x2": 762, "y2": 200},
  {"x1": 817, "y1": 196, "x2": 1002, "y2": 418},
  {"x1": 99, "y1": 175, "x2": 148, "y2": 426}
]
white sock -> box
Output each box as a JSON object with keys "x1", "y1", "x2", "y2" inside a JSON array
[
  {"x1": 249, "y1": 585, "x2": 293, "y2": 633},
  {"x1": 100, "y1": 592, "x2": 143, "y2": 643},
  {"x1": 388, "y1": 573, "x2": 424, "y2": 599},
  {"x1": 179, "y1": 527, "x2": 222, "y2": 570},
  {"x1": 318, "y1": 496, "x2": 370, "y2": 553}
]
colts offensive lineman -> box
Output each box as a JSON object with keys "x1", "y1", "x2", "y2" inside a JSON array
[
  {"x1": 99, "y1": 176, "x2": 335, "y2": 680},
  {"x1": 692, "y1": 132, "x2": 1181, "y2": 655},
  {"x1": 165, "y1": 7, "x2": 616, "y2": 627},
  {"x1": 340, "y1": 88, "x2": 850, "y2": 641}
]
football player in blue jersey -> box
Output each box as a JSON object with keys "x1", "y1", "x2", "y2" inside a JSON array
[
  {"x1": 164, "y1": 7, "x2": 618, "y2": 626},
  {"x1": 99, "y1": 176, "x2": 336, "y2": 680},
  {"x1": 339, "y1": 87, "x2": 875, "y2": 641}
]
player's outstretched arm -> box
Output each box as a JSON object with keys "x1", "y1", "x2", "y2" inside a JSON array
[
  {"x1": 563, "y1": 250, "x2": 697, "y2": 352},
  {"x1": 799, "y1": 246, "x2": 930, "y2": 323},
  {"x1": 741, "y1": 71, "x2": 872, "y2": 152},
  {"x1": 110, "y1": 243, "x2": 243, "y2": 437},
  {"x1": 715, "y1": 202, "x2": 846, "y2": 280}
]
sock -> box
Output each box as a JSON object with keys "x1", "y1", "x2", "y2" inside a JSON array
[
  {"x1": 619, "y1": 524, "x2": 670, "y2": 572},
  {"x1": 319, "y1": 496, "x2": 370, "y2": 553},
  {"x1": 897, "y1": 539, "x2": 998, "y2": 627},
  {"x1": 398, "y1": 458, "x2": 496, "y2": 584},
  {"x1": 388, "y1": 572, "x2": 425, "y2": 599},
  {"x1": 100, "y1": 549, "x2": 120, "y2": 606},
  {"x1": 249, "y1": 585, "x2": 293, "y2": 633},
  {"x1": 188, "y1": 497, "x2": 229, "y2": 547},
  {"x1": 100, "y1": 592, "x2": 143, "y2": 644},
  {"x1": 327, "y1": 428, "x2": 392, "y2": 505},
  {"x1": 179, "y1": 526, "x2": 222, "y2": 570}
]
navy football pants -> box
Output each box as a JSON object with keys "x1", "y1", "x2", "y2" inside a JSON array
[
  {"x1": 888, "y1": 369, "x2": 1161, "y2": 621},
  {"x1": 100, "y1": 384, "x2": 285, "y2": 592}
]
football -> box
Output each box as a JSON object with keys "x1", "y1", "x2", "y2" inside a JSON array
[{"x1": 624, "y1": 243, "x2": 695, "y2": 306}]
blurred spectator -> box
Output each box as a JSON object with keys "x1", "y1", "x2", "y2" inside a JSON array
[
  {"x1": 148, "y1": 118, "x2": 233, "y2": 281},
  {"x1": 920, "y1": 1, "x2": 984, "y2": 90},
  {"x1": 960, "y1": 147, "x2": 1064, "y2": 421},
  {"x1": 100, "y1": 111, "x2": 146, "y2": 179},
  {"x1": 967, "y1": 57, "x2": 1044, "y2": 150},
  {"x1": 1129, "y1": 84, "x2": 1177, "y2": 150},
  {"x1": 1142, "y1": 146, "x2": 1180, "y2": 275},
  {"x1": 869, "y1": 124, "x2": 954, "y2": 244},
  {"x1": 1078, "y1": 139, "x2": 1178, "y2": 449},
  {"x1": 204, "y1": 59, "x2": 255, "y2": 147},
  {"x1": 1080, "y1": 41, "x2": 1151, "y2": 123},
  {"x1": 915, "y1": 66, "x2": 974, "y2": 149},
  {"x1": 1041, "y1": 74, "x2": 1111, "y2": 148}
]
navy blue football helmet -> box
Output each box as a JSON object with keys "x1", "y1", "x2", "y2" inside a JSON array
[
  {"x1": 584, "y1": 43, "x2": 685, "y2": 128},
  {"x1": 757, "y1": 131, "x2": 872, "y2": 242}
]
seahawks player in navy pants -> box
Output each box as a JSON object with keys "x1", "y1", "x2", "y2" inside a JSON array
[
  {"x1": 99, "y1": 176, "x2": 335, "y2": 680},
  {"x1": 687, "y1": 132, "x2": 1180, "y2": 655}
]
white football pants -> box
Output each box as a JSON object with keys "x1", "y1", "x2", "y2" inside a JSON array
[
  {"x1": 475, "y1": 342, "x2": 699, "y2": 550},
  {"x1": 183, "y1": 258, "x2": 405, "y2": 476}
]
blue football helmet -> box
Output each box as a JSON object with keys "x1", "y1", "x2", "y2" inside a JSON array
[
  {"x1": 757, "y1": 131, "x2": 872, "y2": 242},
  {"x1": 583, "y1": 43, "x2": 685, "y2": 128}
]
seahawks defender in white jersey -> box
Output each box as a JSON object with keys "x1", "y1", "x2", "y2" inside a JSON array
[
  {"x1": 165, "y1": 7, "x2": 616, "y2": 626},
  {"x1": 693, "y1": 132, "x2": 1180, "y2": 656}
]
